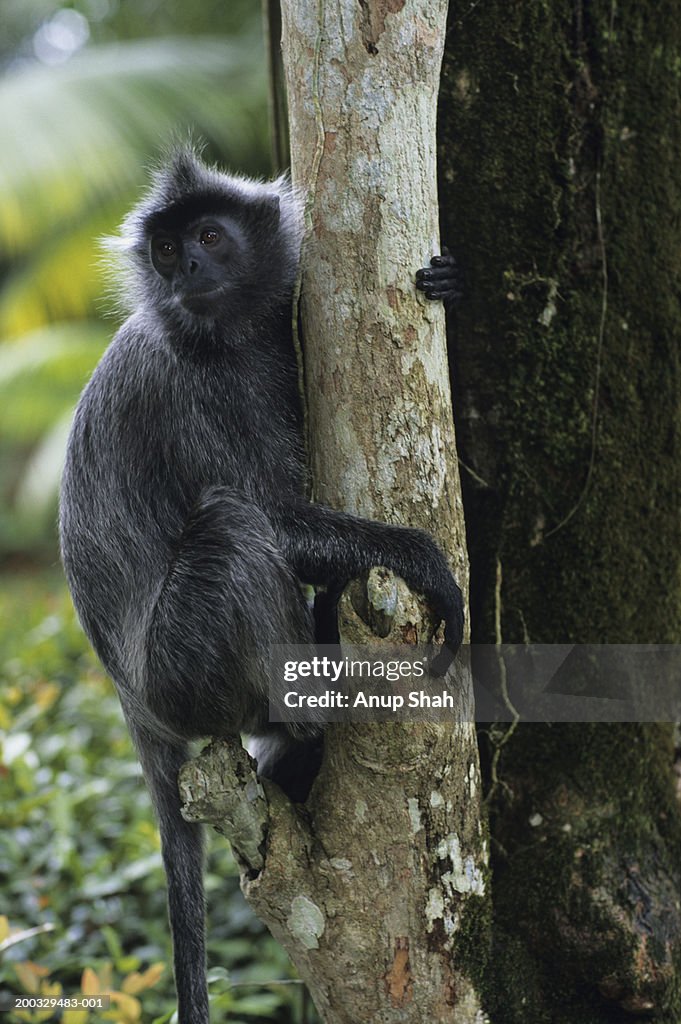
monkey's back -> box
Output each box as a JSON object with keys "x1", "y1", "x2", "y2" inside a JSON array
[{"x1": 60, "y1": 313, "x2": 305, "y2": 680}]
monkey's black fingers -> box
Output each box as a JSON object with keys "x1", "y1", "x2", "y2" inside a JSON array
[
  {"x1": 416, "y1": 268, "x2": 464, "y2": 302},
  {"x1": 415, "y1": 251, "x2": 463, "y2": 308},
  {"x1": 422, "y1": 287, "x2": 464, "y2": 305},
  {"x1": 428, "y1": 645, "x2": 456, "y2": 678},
  {"x1": 427, "y1": 588, "x2": 464, "y2": 677},
  {"x1": 429, "y1": 246, "x2": 456, "y2": 267},
  {"x1": 431, "y1": 251, "x2": 456, "y2": 266},
  {"x1": 416, "y1": 265, "x2": 459, "y2": 284}
]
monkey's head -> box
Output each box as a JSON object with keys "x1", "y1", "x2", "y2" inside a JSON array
[{"x1": 112, "y1": 146, "x2": 303, "y2": 331}]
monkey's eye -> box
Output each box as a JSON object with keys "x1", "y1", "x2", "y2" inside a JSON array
[
  {"x1": 199, "y1": 227, "x2": 220, "y2": 246},
  {"x1": 153, "y1": 238, "x2": 178, "y2": 264}
]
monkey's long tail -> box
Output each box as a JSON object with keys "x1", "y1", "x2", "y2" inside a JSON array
[{"x1": 127, "y1": 720, "x2": 209, "y2": 1024}]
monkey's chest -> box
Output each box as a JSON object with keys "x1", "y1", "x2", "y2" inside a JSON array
[{"x1": 153, "y1": 386, "x2": 301, "y2": 507}]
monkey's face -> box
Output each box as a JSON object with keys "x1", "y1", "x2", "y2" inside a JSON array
[{"x1": 149, "y1": 213, "x2": 247, "y2": 315}]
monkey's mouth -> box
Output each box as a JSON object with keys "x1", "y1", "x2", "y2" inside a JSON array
[{"x1": 177, "y1": 285, "x2": 225, "y2": 312}]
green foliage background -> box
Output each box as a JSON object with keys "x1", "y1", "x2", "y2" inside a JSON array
[
  {"x1": 0, "y1": 0, "x2": 270, "y2": 558},
  {"x1": 0, "y1": 578, "x2": 311, "y2": 1022},
  {"x1": 0, "y1": 4, "x2": 315, "y2": 1022}
]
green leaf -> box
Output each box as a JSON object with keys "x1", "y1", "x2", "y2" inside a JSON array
[{"x1": 0, "y1": 37, "x2": 269, "y2": 259}]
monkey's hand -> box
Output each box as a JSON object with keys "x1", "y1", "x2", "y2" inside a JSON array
[
  {"x1": 274, "y1": 501, "x2": 464, "y2": 674},
  {"x1": 415, "y1": 248, "x2": 463, "y2": 309},
  {"x1": 401, "y1": 528, "x2": 464, "y2": 677},
  {"x1": 427, "y1": 578, "x2": 465, "y2": 678}
]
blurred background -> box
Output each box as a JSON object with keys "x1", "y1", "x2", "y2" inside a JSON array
[{"x1": 0, "y1": 3, "x2": 313, "y2": 1021}]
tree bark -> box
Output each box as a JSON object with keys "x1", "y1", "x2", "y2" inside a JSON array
[
  {"x1": 182, "y1": 2, "x2": 489, "y2": 1022},
  {"x1": 437, "y1": 2, "x2": 681, "y2": 1020}
]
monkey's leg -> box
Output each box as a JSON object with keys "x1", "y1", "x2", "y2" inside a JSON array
[
  {"x1": 143, "y1": 486, "x2": 316, "y2": 740},
  {"x1": 247, "y1": 728, "x2": 324, "y2": 802},
  {"x1": 127, "y1": 488, "x2": 321, "y2": 1022},
  {"x1": 312, "y1": 578, "x2": 345, "y2": 643}
]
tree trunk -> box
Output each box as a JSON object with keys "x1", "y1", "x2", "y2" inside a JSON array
[
  {"x1": 437, "y1": 2, "x2": 681, "y2": 1020},
  {"x1": 182, "y1": 2, "x2": 489, "y2": 1022}
]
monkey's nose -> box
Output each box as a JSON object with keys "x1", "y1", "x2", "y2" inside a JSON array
[{"x1": 181, "y1": 252, "x2": 200, "y2": 275}]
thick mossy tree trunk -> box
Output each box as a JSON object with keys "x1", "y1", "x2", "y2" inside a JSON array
[
  {"x1": 438, "y1": 3, "x2": 681, "y2": 1022},
  {"x1": 183, "y1": 3, "x2": 489, "y2": 1022}
]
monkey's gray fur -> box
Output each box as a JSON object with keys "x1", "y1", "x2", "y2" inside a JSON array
[{"x1": 60, "y1": 146, "x2": 463, "y2": 1024}]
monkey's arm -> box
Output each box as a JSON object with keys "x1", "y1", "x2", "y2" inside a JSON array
[{"x1": 272, "y1": 500, "x2": 464, "y2": 656}]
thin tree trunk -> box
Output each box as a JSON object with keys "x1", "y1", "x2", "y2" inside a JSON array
[{"x1": 182, "y1": 2, "x2": 489, "y2": 1021}]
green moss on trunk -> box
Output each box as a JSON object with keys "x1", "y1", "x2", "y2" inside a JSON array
[
  {"x1": 440, "y1": 0, "x2": 681, "y2": 646},
  {"x1": 438, "y1": 2, "x2": 681, "y2": 1019}
]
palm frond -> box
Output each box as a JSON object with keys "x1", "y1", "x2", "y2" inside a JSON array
[
  {"x1": 0, "y1": 322, "x2": 109, "y2": 441},
  {"x1": 0, "y1": 200, "x2": 130, "y2": 337},
  {"x1": 15, "y1": 409, "x2": 74, "y2": 516},
  {"x1": 0, "y1": 36, "x2": 269, "y2": 259}
]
